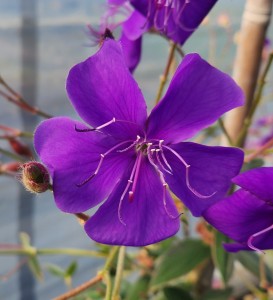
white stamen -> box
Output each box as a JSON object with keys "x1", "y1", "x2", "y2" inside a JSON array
[
  {"x1": 118, "y1": 154, "x2": 142, "y2": 226},
  {"x1": 162, "y1": 145, "x2": 216, "y2": 199},
  {"x1": 117, "y1": 135, "x2": 141, "y2": 153},
  {"x1": 247, "y1": 224, "x2": 273, "y2": 253},
  {"x1": 76, "y1": 140, "x2": 133, "y2": 187}
]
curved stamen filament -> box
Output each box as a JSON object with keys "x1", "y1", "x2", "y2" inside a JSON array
[
  {"x1": 74, "y1": 118, "x2": 116, "y2": 132},
  {"x1": 76, "y1": 140, "x2": 133, "y2": 187},
  {"x1": 176, "y1": 0, "x2": 197, "y2": 32},
  {"x1": 247, "y1": 224, "x2": 273, "y2": 253},
  {"x1": 118, "y1": 154, "x2": 142, "y2": 226},
  {"x1": 162, "y1": 176, "x2": 183, "y2": 220},
  {"x1": 152, "y1": 149, "x2": 172, "y2": 175},
  {"x1": 162, "y1": 145, "x2": 216, "y2": 199},
  {"x1": 76, "y1": 153, "x2": 104, "y2": 187},
  {"x1": 147, "y1": 144, "x2": 182, "y2": 219},
  {"x1": 129, "y1": 154, "x2": 142, "y2": 200},
  {"x1": 159, "y1": 140, "x2": 172, "y2": 172},
  {"x1": 75, "y1": 117, "x2": 144, "y2": 134},
  {"x1": 118, "y1": 135, "x2": 141, "y2": 153},
  {"x1": 185, "y1": 166, "x2": 216, "y2": 199}
]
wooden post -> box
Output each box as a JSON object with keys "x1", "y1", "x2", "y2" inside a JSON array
[{"x1": 223, "y1": 0, "x2": 273, "y2": 146}]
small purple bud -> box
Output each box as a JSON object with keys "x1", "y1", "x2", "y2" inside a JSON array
[{"x1": 21, "y1": 162, "x2": 50, "y2": 193}]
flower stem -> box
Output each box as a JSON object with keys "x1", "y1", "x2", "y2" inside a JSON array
[
  {"x1": 236, "y1": 51, "x2": 273, "y2": 146},
  {"x1": 244, "y1": 136, "x2": 273, "y2": 163},
  {"x1": 104, "y1": 272, "x2": 112, "y2": 300},
  {"x1": 0, "y1": 247, "x2": 106, "y2": 258},
  {"x1": 52, "y1": 247, "x2": 119, "y2": 300},
  {"x1": 0, "y1": 147, "x2": 26, "y2": 162},
  {"x1": 0, "y1": 76, "x2": 52, "y2": 119},
  {"x1": 53, "y1": 274, "x2": 103, "y2": 300},
  {"x1": 74, "y1": 213, "x2": 89, "y2": 225},
  {"x1": 218, "y1": 118, "x2": 233, "y2": 146},
  {"x1": 259, "y1": 254, "x2": 268, "y2": 290},
  {"x1": 111, "y1": 246, "x2": 126, "y2": 300},
  {"x1": 155, "y1": 42, "x2": 177, "y2": 105}
]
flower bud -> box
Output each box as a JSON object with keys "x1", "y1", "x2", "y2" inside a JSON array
[{"x1": 21, "y1": 162, "x2": 50, "y2": 193}]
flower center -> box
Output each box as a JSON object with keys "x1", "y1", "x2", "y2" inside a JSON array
[{"x1": 74, "y1": 119, "x2": 216, "y2": 225}]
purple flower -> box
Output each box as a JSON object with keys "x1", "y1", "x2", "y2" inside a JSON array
[
  {"x1": 129, "y1": 0, "x2": 218, "y2": 44},
  {"x1": 204, "y1": 167, "x2": 273, "y2": 252},
  {"x1": 34, "y1": 39, "x2": 244, "y2": 246},
  {"x1": 109, "y1": 0, "x2": 218, "y2": 71}
]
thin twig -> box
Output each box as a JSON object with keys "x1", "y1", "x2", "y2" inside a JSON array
[
  {"x1": 236, "y1": 52, "x2": 273, "y2": 146},
  {"x1": 53, "y1": 247, "x2": 119, "y2": 300},
  {"x1": 0, "y1": 77, "x2": 52, "y2": 119},
  {"x1": 111, "y1": 246, "x2": 126, "y2": 300},
  {"x1": 104, "y1": 272, "x2": 112, "y2": 300},
  {"x1": 218, "y1": 118, "x2": 233, "y2": 146},
  {"x1": 53, "y1": 274, "x2": 103, "y2": 300},
  {"x1": 74, "y1": 213, "x2": 89, "y2": 225},
  {"x1": 0, "y1": 147, "x2": 26, "y2": 162},
  {"x1": 155, "y1": 42, "x2": 177, "y2": 104},
  {"x1": 245, "y1": 136, "x2": 273, "y2": 163}
]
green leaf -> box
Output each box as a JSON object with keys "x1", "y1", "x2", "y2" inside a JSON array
[
  {"x1": 151, "y1": 239, "x2": 210, "y2": 288},
  {"x1": 201, "y1": 288, "x2": 232, "y2": 300},
  {"x1": 65, "y1": 261, "x2": 78, "y2": 277},
  {"x1": 236, "y1": 251, "x2": 273, "y2": 281},
  {"x1": 212, "y1": 231, "x2": 234, "y2": 285},
  {"x1": 47, "y1": 264, "x2": 65, "y2": 278},
  {"x1": 19, "y1": 232, "x2": 43, "y2": 281},
  {"x1": 126, "y1": 274, "x2": 151, "y2": 300},
  {"x1": 163, "y1": 287, "x2": 193, "y2": 300},
  {"x1": 27, "y1": 255, "x2": 43, "y2": 281}
]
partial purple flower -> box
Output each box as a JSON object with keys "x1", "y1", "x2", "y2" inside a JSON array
[
  {"x1": 204, "y1": 167, "x2": 273, "y2": 252},
  {"x1": 129, "y1": 0, "x2": 218, "y2": 44},
  {"x1": 107, "y1": 0, "x2": 218, "y2": 72},
  {"x1": 34, "y1": 39, "x2": 244, "y2": 246}
]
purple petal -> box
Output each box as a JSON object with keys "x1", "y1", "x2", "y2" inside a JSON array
[
  {"x1": 120, "y1": 32, "x2": 142, "y2": 73},
  {"x1": 66, "y1": 39, "x2": 147, "y2": 140},
  {"x1": 168, "y1": 0, "x2": 218, "y2": 44},
  {"x1": 233, "y1": 167, "x2": 273, "y2": 203},
  {"x1": 122, "y1": 10, "x2": 148, "y2": 40},
  {"x1": 204, "y1": 189, "x2": 273, "y2": 251},
  {"x1": 130, "y1": 0, "x2": 218, "y2": 45},
  {"x1": 163, "y1": 142, "x2": 243, "y2": 216},
  {"x1": 34, "y1": 117, "x2": 134, "y2": 213},
  {"x1": 85, "y1": 156, "x2": 180, "y2": 246},
  {"x1": 147, "y1": 54, "x2": 244, "y2": 144}
]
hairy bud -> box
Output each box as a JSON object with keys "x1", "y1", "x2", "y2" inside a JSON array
[{"x1": 21, "y1": 162, "x2": 50, "y2": 193}]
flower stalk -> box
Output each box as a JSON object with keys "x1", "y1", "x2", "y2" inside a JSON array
[
  {"x1": 111, "y1": 246, "x2": 126, "y2": 300},
  {"x1": 222, "y1": 0, "x2": 273, "y2": 147},
  {"x1": 0, "y1": 147, "x2": 26, "y2": 162},
  {"x1": 0, "y1": 247, "x2": 106, "y2": 258},
  {"x1": 236, "y1": 51, "x2": 273, "y2": 146},
  {"x1": 0, "y1": 75, "x2": 52, "y2": 119},
  {"x1": 46, "y1": 247, "x2": 119, "y2": 300},
  {"x1": 155, "y1": 42, "x2": 177, "y2": 104}
]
